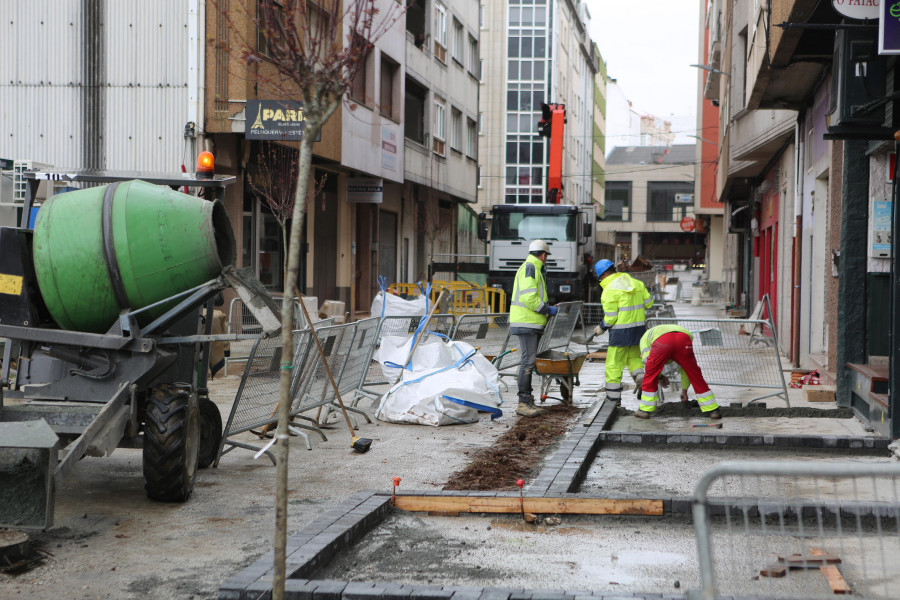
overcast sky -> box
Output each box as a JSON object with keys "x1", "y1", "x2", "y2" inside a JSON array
[{"x1": 586, "y1": 0, "x2": 701, "y2": 144}]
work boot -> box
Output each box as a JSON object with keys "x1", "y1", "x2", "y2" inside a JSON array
[
  {"x1": 516, "y1": 401, "x2": 546, "y2": 418},
  {"x1": 634, "y1": 409, "x2": 651, "y2": 419},
  {"x1": 706, "y1": 409, "x2": 722, "y2": 420}
]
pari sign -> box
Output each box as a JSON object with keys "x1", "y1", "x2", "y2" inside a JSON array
[
  {"x1": 832, "y1": 0, "x2": 879, "y2": 20},
  {"x1": 246, "y1": 100, "x2": 307, "y2": 140}
]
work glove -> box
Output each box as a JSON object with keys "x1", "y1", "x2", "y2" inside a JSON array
[
  {"x1": 659, "y1": 375, "x2": 670, "y2": 388},
  {"x1": 547, "y1": 305, "x2": 558, "y2": 316},
  {"x1": 592, "y1": 325, "x2": 604, "y2": 337}
]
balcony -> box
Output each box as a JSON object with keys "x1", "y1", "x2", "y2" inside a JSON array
[{"x1": 748, "y1": 0, "x2": 836, "y2": 110}]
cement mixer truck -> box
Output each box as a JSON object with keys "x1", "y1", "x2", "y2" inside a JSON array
[{"x1": 0, "y1": 166, "x2": 280, "y2": 529}]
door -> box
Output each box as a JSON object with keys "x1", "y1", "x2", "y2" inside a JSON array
[
  {"x1": 378, "y1": 210, "x2": 398, "y2": 285},
  {"x1": 312, "y1": 171, "x2": 338, "y2": 302}
]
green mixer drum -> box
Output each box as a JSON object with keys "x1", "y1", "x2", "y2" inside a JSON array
[{"x1": 32, "y1": 179, "x2": 236, "y2": 333}]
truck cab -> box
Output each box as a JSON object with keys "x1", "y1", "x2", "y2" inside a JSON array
[{"x1": 481, "y1": 204, "x2": 593, "y2": 305}]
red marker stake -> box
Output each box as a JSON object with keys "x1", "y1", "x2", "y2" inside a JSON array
[
  {"x1": 392, "y1": 477, "x2": 401, "y2": 505},
  {"x1": 516, "y1": 479, "x2": 525, "y2": 519}
]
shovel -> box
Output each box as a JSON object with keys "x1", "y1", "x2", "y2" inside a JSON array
[{"x1": 296, "y1": 289, "x2": 372, "y2": 453}]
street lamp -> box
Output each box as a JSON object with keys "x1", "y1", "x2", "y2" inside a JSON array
[{"x1": 690, "y1": 64, "x2": 731, "y2": 77}]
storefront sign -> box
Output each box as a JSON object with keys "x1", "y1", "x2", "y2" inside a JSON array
[
  {"x1": 246, "y1": 100, "x2": 307, "y2": 140},
  {"x1": 680, "y1": 216, "x2": 696, "y2": 232},
  {"x1": 832, "y1": 0, "x2": 879, "y2": 20},
  {"x1": 382, "y1": 125, "x2": 398, "y2": 172},
  {"x1": 347, "y1": 177, "x2": 383, "y2": 203},
  {"x1": 674, "y1": 193, "x2": 694, "y2": 204},
  {"x1": 880, "y1": 1, "x2": 900, "y2": 54}
]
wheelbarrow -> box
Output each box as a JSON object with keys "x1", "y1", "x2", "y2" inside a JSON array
[{"x1": 533, "y1": 350, "x2": 586, "y2": 405}]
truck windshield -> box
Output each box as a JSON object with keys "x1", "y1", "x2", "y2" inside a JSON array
[{"x1": 491, "y1": 212, "x2": 578, "y2": 242}]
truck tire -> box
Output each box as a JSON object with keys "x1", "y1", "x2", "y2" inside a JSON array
[
  {"x1": 143, "y1": 384, "x2": 199, "y2": 502},
  {"x1": 198, "y1": 397, "x2": 222, "y2": 469}
]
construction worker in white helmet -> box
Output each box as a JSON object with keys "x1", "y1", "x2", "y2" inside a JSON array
[
  {"x1": 509, "y1": 239, "x2": 558, "y2": 417},
  {"x1": 592, "y1": 259, "x2": 652, "y2": 404}
]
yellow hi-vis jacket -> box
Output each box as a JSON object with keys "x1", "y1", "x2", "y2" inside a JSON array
[
  {"x1": 510, "y1": 254, "x2": 550, "y2": 330},
  {"x1": 640, "y1": 324, "x2": 692, "y2": 388},
  {"x1": 600, "y1": 272, "x2": 652, "y2": 346}
]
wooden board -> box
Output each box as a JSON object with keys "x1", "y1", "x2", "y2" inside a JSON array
[
  {"x1": 811, "y1": 548, "x2": 851, "y2": 595},
  {"x1": 393, "y1": 495, "x2": 663, "y2": 516}
]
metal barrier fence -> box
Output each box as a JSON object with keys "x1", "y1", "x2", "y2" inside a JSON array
[
  {"x1": 215, "y1": 330, "x2": 310, "y2": 464},
  {"x1": 648, "y1": 317, "x2": 789, "y2": 405},
  {"x1": 450, "y1": 313, "x2": 510, "y2": 364},
  {"x1": 215, "y1": 317, "x2": 365, "y2": 462},
  {"x1": 675, "y1": 280, "x2": 727, "y2": 303},
  {"x1": 538, "y1": 301, "x2": 582, "y2": 354},
  {"x1": 225, "y1": 296, "x2": 312, "y2": 376},
  {"x1": 693, "y1": 461, "x2": 900, "y2": 600}
]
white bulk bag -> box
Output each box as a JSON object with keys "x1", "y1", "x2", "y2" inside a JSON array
[{"x1": 375, "y1": 338, "x2": 502, "y2": 426}]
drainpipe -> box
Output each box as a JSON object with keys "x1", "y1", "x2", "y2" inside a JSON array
[
  {"x1": 187, "y1": 0, "x2": 205, "y2": 161},
  {"x1": 791, "y1": 120, "x2": 803, "y2": 367}
]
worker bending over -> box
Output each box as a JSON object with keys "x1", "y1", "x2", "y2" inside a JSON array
[
  {"x1": 636, "y1": 324, "x2": 721, "y2": 419},
  {"x1": 593, "y1": 259, "x2": 652, "y2": 404}
]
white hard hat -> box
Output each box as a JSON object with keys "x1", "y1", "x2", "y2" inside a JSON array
[{"x1": 528, "y1": 239, "x2": 551, "y2": 254}]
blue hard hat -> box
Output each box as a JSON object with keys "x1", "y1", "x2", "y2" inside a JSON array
[{"x1": 594, "y1": 259, "x2": 615, "y2": 278}]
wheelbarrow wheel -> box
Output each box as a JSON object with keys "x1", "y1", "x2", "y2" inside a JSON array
[
  {"x1": 198, "y1": 397, "x2": 222, "y2": 469},
  {"x1": 143, "y1": 384, "x2": 199, "y2": 502}
]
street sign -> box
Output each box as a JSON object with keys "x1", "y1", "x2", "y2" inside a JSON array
[{"x1": 680, "y1": 216, "x2": 696, "y2": 232}]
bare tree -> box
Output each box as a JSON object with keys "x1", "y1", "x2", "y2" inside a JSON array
[{"x1": 212, "y1": 2, "x2": 402, "y2": 598}]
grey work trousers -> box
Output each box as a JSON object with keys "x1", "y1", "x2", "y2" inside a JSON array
[{"x1": 514, "y1": 330, "x2": 541, "y2": 404}]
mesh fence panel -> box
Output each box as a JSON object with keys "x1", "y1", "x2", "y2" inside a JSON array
[
  {"x1": 362, "y1": 314, "x2": 458, "y2": 390},
  {"x1": 648, "y1": 317, "x2": 788, "y2": 403},
  {"x1": 538, "y1": 301, "x2": 582, "y2": 353},
  {"x1": 451, "y1": 313, "x2": 511, "y2": 363},
  {"x1": 693, "y1": 462, "x2": 900, "y2": 600}
]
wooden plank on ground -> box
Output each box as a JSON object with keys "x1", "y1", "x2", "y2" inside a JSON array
[
  {"x1": 811, "y1": 548, "x2": 851, "y2": 595},
  {"x1": 393, "y1": 495, "x2": 664, "y2": 516}
]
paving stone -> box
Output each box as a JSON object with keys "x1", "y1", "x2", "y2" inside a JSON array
[{"x1": 310, "y1": 579, "x2": 348, "y2": 600}]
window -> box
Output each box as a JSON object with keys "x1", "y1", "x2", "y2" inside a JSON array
[
  {"x1": 604, "y1": 182, "x2": 632, "y2": 222},
  {"x1": 466, "y1": 117, "x2": 477, "y2": 158},
  {"x1": 479, "y1": 4, "x2": 484, "y2": 29},
  {"x1": 434, "y1": 2, "x2": 447, "y2": 62},
  {"x1": 380, "y1": 54, "x2": 399, "y2": 120},
  {"x1": 479, "y1": 59, "x2": 484, "y2": 82},
  {"x1": 478, "y1": 112, "x2": 483, "y2": 134},
  {"x1": 452, "y1": 18, "x2": 464, "y2": 64},
  {"x1": 350, "y1": 33, "x2": 369, "y2": 105},
  {"x1": 450, "y1": 107, "x2": 463, "y2": 152},
  {"x1": 647, "y1": 181, "x2": 694, "y2": 222},
  {"x1": 257, "y1": 0, "x2": 284, "y2": 58},
  {"x1": 477, "y1": 166, "x2": 482, "y2": 188},
  {"x1": 433, "y1": 99, "x2": 446, "y2": 155},
  {"x1": 468, "y1": 35, "x2": 478, "y2": 76},
  {"x1": 404, "y1": 77, "x2": 427, "y2": 144}
]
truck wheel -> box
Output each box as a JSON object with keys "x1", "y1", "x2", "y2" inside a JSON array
[
  {"x1": 198, "y1": 397, "x2": 222, "y2": 469},
  {"x1": 143, "y1": 384, "x2": 199, "y2": 502}
]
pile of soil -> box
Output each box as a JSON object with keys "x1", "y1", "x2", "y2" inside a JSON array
[{"x1": 442, "y1": 403, "x2": 582, "y2": 491}]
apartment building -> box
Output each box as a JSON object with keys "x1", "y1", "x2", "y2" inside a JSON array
[{"x1": 477, "y1": 1, "x2": 600, "y2": 215}]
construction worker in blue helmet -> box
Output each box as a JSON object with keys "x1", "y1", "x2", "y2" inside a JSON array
[
  {"x1": 592, "y1": 259, "x2": 652, "y2": 404},
  {"x1": 509, "y1": 239, "x2": 558, "y2": 417}
]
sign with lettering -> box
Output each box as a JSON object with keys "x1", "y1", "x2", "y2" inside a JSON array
[
  {"x1": 832, "y1": 0, "x2": 879, "y2": 20},
  {"x1": 680, "y1": 216, "x2": 696, "y2": 232},
  {"x1": 880, "y1": 1, "x2": 900, "y2": 54},
  {"x1": 246, "y1": 100, "x2": 307, "y2": 140},
  {"x1": 347, "y1": 178, "x2": 383, "y2": 203},
  {"x1": 674, "y1": 193, "x2": 695, "y2": 204}
]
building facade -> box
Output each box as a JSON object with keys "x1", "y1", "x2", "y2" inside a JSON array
[{"x1": 601, "y1": 145, "x2": 701, "y2": 266}]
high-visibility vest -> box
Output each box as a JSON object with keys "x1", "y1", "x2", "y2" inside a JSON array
[
  {"x1": 599, "y1": 272, "x2": 652, "y2": 346},
  {"x1": 510, "y1": 254, "x2": 549, "y2": 329},
  {"x1": 640, "y1": 324, "x2": 692, "y2": 363}
]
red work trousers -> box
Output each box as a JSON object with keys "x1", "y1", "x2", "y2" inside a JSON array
[{"x1": 641, "y1": 331, "x2": 711, "y2": 396}]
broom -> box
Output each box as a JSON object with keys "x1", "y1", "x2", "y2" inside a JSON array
[{"x1": 296, "y1": 289, "x2": 372, "y2": 453}]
